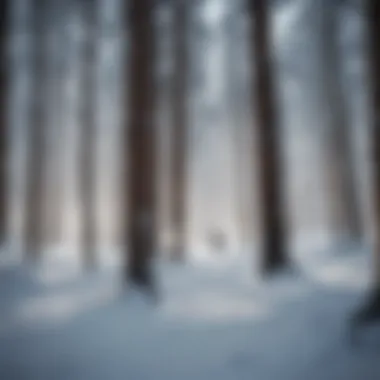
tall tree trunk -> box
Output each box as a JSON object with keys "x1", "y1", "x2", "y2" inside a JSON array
[
  {"x1": 224, "y1": 10, "x2": 251, "y2": 249},
  {"x1": 249, "y1": 0, "x2": 287, "y2": 273},
  {"x1": 24, "y1": 0, "x2": 48, "y2": 262},
  {"x1": 79, "y1": 0, "x2": 97, "y2": 270},
  {"x1": 45, "y1": 0, "x2": 66, "y2": 247},
  {"x1": 124, "y1": 0, "x2": 156, "y2": 292},
  {"x1": 367, "y1": 0, "x2": 380, "y2": 286},
  {"x1": 350, "y1": 0, "x2": 380, "y2": 332},
  {"x1": 0, "y1": 0, "x2": 8, "y2": 247},
  {"x1": 318, "y1": 0, "x2": 362, "y2": 245},
  {"x1": 170, "y1": 0, "x2": 188, "y2": 261}
]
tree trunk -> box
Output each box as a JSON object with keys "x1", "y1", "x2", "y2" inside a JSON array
[
  {"x1": 170, "y1": 0, "x2": 188, "y2": 261},
  {"x1": 249, "y1": 0, "x2": 287, "y2": 273},
  {"x1": 24, "y1": 0, "x2": 48, "y2": 262},
  {"x1": 224, "y1": 10, "x2": 251, "y2": 249},
  {"x1": 318, "y1": 0, "x2": 362, "y2": 244},
  {"x1": 349, "y1": 0, "x2": 380, "y2": 332},
  {"x1": 79, "y1": 0, "x2": 97, "y2": 270},
  {"x1": 124, "y1": 0, "x2": 156, "y2": 291},
  {"x1": 0, "y1": 0, "x2": 8, "y2": 247},
  {"x1": 367, "y1": 0, "x2": 380, "y2": 285},
  {"x1": 45, "y1": 0, "x2": 66, "y2": 247}
]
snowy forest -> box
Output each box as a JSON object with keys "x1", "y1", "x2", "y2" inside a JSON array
[{"x1": 1, "y1": 0, "x2": 380, "y2": 379}]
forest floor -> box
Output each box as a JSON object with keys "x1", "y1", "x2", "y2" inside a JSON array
[{"x1": 1, "y1": 245, "x2": 380, "y2": 380}]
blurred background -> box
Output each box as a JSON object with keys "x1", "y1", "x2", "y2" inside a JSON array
[{"x1": 1, "y1": 0, "x2": 380, "y2": 379}]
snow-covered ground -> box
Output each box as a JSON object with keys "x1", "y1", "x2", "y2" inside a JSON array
[{"x1": 1, "y1": 246, "x2": 379, "y2": 380}]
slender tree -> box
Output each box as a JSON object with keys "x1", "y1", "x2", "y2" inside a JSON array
[
  {"x1": 45, "y1": 0, "x2": 67, "y2": 247},
  {"x1": 0, "y1": 0, "x2": 8, "y2": 247},
  {"x1": 224, "y1": 7, "x2": 252, "y2": 248},
  {"x1": 249, "y1": 0, "x2": 288, "y2": 273},
  {"x1": 24, "y1": 0, "x2": 48, "y2": 262},
  {"x1": 124, "y1": 0, "x2": 157, "y2": 294},
  {"x1": 170, "y1": 0, "x2": 189, "y2": 261},
  {"x1": 351, "y1": 0, "x2": 380, "y2": 330},
  {"x1": 79, "y1": 0, "x2": 98, "y2": 270},
  {"x1": 317, "y1": 0, "x2": 362, "y2": 245}
]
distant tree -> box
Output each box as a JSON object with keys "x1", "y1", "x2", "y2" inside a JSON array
[
  {"x1": 224, "y1": 7, "x2": 251, "y2": 247},
  {"x1": 79, "y1": 0, "x2": 98, "y2": 270},
  {"x1": 44, "y1": 0, "x2": 67, "y2": 248},
  {"x1": 317, "y1": 0, "x2": 362, "y2": 245},
  {"x1": 123, "y1": 0, "x2": 157, "y2": 296},
  {"x1": 169, "y1": 0, "x2": 189, "y2": 261},
  {"x1": 249, "y1": 0, "x2": 288, "y2": 273},
  {"x1": 0, "y1": 0, "x2": 9, "y2": 246},
  {"x1": 24, "y1": 0, "x2": 49, "y2": 262}
]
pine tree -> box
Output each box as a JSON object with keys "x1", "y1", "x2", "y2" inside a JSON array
[
  {"x1": 249, "y1": 0, "x2": 288, "y2": 273},
  {"x1": 124, "y1": 0, "x2": 157, "y2": 296},
  {"x1": 0, "y1": 0, "x2": 9, "y2": 247},
  {"x1": 79, "y1": 0, "x2": 98, "y2": 270},
  {"x1": 317, "y1": 0, "x2": 362, "y2": 245},
  {"x1": 24, "y1": 0, "x2": 49, "y2": 262},
  {"x1": 350, "y1": 0, "x2": 380, "y2": 335},
  {"x1": 170, "y1": 0, "x2": 189, "y2": 261}
]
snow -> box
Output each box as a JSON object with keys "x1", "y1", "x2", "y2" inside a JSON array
[{"x1": 1, "y1": 247, "x2": 380, "y2": 380}]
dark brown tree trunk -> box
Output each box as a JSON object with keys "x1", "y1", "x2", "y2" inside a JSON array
[
  {"x1": 318, "y1": 1, "x2": 362, "y2": 244},
  {"x1": 24, "y1": 0, "x2": 48, "y2": 262},
  {"x1": 124, "y1": 0, "x2": 157, "y2": 292},
  {"x1": 170, "y1": 0, "x2": 188, "y2": 261},
  {"x1": 0, "y1": 0, "x2": 8, "y2": 246},
  {"x1": 249, "y1": 0, "x2": 288, "y2": 273},
  {"x1": 79, "y1": 0, "x2": 97, "y2": 270}
]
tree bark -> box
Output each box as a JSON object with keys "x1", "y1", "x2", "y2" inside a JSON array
[
  {"x1": 367, "y1": 0, "x2": 380, "y2": 284},
  {"x1": 318, "y1": 0, "x2": 362, "y2": 244},
  {"x1": 349, "y1": 0, "x2": 380, "y2": 332},
  {"x1": 124, "y1": 0, "x2": 157, "y2": 291},
  {"x1": 170, "y1": 0, "x2": 188, "y2": 261},
  {"x1": 249, "y1": 0, "x2": 288, "y2": 273},
  {"x1": 0, "y1": 0, "x2": 8, "y2": 247},
  {"x1": 24, "y1": 0, "x2": 48, "y2": 262},
  {"x1": 79, "y1": 0, "x2": 97, "y2": 270}
]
